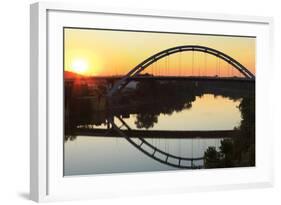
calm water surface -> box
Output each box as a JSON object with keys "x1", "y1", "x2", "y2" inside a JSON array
[{"x1": 64, "y1": 94, "x2": 242, "y2": 176}]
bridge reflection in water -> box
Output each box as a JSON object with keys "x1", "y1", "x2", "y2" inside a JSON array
[{"x1": 64, "y1": 79, "x2": 255, "y2": 175}]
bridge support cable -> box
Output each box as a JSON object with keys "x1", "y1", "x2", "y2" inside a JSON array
[
  {"x1": 179, "y1": 52, "x2": 182, "y2": 76},
  {"x1": 204, "y1": 52, "x2": 207, "y2": 77},
  {"x1": 154, "y1": 58, "x2": 158, "y2": 75},
  {"x1": 166, "y1": 55, "x2": 170, "y2": 75},
  {"x1": 165, "y1": 55, "x2": 168, "y2": 76},
  {"x1": 196, "y1": 53, "x2": 201, "y2": 76},
  {"x1": 218, "y1": 58, "x2": 221, "y2": 76},
  {"x1": 151, "y1": 59, "x2": 154, "y2": 76},
  {"x1": 192, "y1": 50, "x2": 194, "y2": 76},
  {"x1": 227, "y1": 61, "x2": 230, "y2": 77},
  {"x1": 216, "y1": 56, "x2": 218, "y2": 76}
]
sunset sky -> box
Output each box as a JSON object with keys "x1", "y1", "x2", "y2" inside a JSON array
[{"x1": 64, "y1": 28, "x2": 255, "y2": 77}]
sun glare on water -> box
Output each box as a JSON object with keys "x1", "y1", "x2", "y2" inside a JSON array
[{"x1": 71, "y1": 59, "x2": 89, "y2": 75}]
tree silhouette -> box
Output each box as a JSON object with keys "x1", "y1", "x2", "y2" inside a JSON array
[
  {"x1": 204, "y1": 147, "x2": 221, "y2": 168},
  {"x1": 135, "y1": 113, "x2": 158, "y2": 129},
  {"x1": 204, "y1": 89, "x2": 255, "y2": 168}
]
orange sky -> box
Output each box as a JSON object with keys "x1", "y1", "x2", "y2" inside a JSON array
[{"x1": 64, "y1": 28, "x2": 255, "y2": 77}]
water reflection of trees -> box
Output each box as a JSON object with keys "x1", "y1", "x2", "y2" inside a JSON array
[
  {"x1": 65, "y1": 80, "x2": 252, "y2": 133},
  {"x1": 135, "y1": 113, "x2": 158, "y2": 129},
  {"x1": 204, "y1": 93, "x2": 255, "y2": 168},
  {"x1": 114, "y1": 80, "x2": 253, "y2": 130}
]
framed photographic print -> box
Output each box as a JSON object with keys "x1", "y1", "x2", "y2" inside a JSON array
[{"x1": 30, "y1": 2, "x2": 274, "y2": 202}]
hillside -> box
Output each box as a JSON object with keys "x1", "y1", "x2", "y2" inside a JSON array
[{"x1": 64, "y1": 70, "x2": 84, "y2": 79}]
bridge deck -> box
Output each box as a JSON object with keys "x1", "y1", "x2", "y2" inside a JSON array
[
  {"x1": 67, "y1": 128, "x2": 241, "y2": 139},
  {"x1": 65, "y1": 76, "x2": 255, "y2": 83},
  {"x1": 127, "y1": 76, "x2": 254, "y2": 83}
]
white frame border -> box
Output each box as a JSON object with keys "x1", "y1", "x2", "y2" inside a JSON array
[{"x1": 30, "y1": 2, "x2": 274, "y2": 202}]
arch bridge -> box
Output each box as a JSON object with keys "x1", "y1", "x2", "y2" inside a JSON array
[{"x1": 107, "y1": 45, "x2": 255, "y2": 97}]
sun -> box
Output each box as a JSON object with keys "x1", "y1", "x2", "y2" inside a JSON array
[{"x1": 71, "y1": 59, "x2": 89, "y2": 74}]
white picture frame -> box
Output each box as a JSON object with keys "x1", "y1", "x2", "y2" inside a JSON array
[{"x1": 30, "y1": 2, "x2": 274, "y2": 202}]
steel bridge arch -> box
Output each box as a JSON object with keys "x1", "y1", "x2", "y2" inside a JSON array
[
  {"x1": 111, "y1": 116, "x2": 204, "y2": 169},
  {"x1": 108, "y1": 45, "x2": 255, "y2": 96}
]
